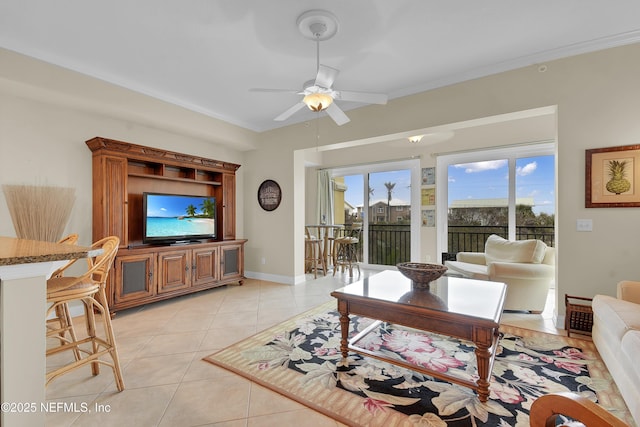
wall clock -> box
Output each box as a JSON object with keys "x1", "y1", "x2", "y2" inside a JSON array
[{"x1": 257, "y1": 179, "x2": 282, "y2": 211}]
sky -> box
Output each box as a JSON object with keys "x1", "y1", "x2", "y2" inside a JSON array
[
  {"x1": 448, "y1": 155, "x2": 555, "y2": 214},
  {"x1": 146, "y1": 194, "x2": 214, "y2": 217},
  {"x1": 344, "y1": 169, "x2": 411, "y2": 207},
  {"x1": 342, "y1": 155, "x2": 555, "y2": 215}
]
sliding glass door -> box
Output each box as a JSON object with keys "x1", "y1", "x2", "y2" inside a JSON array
[
  {"x1": 367, "y1": 169, "x2": 412, "y2": 265},
  {"x1": 331, "y1": 159, "x2": 420, "y2": 267}
]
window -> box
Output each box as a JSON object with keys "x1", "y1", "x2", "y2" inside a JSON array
[{"x1": 436, "y1": 142, "x2": 555, "y2": 255}]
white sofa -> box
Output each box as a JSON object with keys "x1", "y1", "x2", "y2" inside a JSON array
[
  {"x1": 592, "y1": 280, "x2": 640, "y2": 425},
  {"x1": 445, "y1": 234, "x2": 555, "y2": 313}
]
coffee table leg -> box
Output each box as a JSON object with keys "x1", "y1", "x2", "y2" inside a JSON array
[
  {"x1": 475, "y1": 343, "x2": 491, "y2": 403},
  {"x1": 336, "y1": 300, "x2": 350, "y2": 359}
]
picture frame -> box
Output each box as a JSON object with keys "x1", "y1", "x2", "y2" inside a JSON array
[
  {"x1": 421, "y1": 188, "x2": 435, "y2": 206},
  {"x1": 421, "y1": 209, "x2": 435, "y2": 227},
  {"x1": 257, "y1": 179, "x2": 282, "y2": 211},
  {"x1": 421, "y1": 167, "x2": 435, "y2": 185},
  {"x1": 586, "y1": 144, "x2": 640, "y2": 208}
]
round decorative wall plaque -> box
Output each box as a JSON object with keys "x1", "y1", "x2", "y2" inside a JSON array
[{"x1": 257, "y1": 179, "x2": 282, "y2": 211}]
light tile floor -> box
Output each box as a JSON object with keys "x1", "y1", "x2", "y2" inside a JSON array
[{"x1": 45, "y1": 270, "x2": 564, "y2": 426}]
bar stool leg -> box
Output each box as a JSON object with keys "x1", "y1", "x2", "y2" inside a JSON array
[
  {"x1": 305, "y1": 239, "x2": 327, "y2": 278},
  {"x1": 305, "y1": 239, "x2": 318, "y2": 279}
]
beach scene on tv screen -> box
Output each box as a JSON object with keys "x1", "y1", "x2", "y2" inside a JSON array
[{"x1": 146, "y1": 195, "x2": 215, "y2": 237}]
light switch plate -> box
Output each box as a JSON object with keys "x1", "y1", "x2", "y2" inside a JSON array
[{"x1": 576, "y1": 219, "x2": 593, "y2": 232}]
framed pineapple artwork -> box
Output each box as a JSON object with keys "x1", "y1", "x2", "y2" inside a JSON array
[{"x1": 586, "y1": 144, "x2": 640, "y2": 207}]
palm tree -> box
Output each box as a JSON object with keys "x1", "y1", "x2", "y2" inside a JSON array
[
  {"x1": 366, "y1": 186, "x2": 375, "y2": 223},
  {"x1": 384, "y1": 182, "x2": 395, "y2": 222},
  {"x1": 185, "y1": 204, "x2": 197, "y2": 217},
  {"x1": 200, "y1": 198, "x2": 216, "y2": 218}
]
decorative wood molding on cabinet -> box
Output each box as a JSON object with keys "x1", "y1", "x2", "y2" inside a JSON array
[{"x1": 86, "y1": 136, "x2": 246, "y2": 313}]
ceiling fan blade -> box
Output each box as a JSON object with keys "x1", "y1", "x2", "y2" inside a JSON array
[
  {"x1": 274, "y1": 102, "x2": 306, "y2": 121},
  {"x1": 335, "y1": 90, "x2": 388, "y2": 105},
  {"x1": 249, "y1": 88, "x2": 299, "y2": 93},
  {"x1": 315, "y1": 64, "x2": 339, "y2": 89},
  {"x1": 325, "y1": 103, "x2": 350, "y2": 126}
]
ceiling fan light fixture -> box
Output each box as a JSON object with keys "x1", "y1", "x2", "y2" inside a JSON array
[
  {"x1": 303, "y1": 93, "x2": 333, "y2": 111},
  {"x1": 251, "y1": 9, "x2": 385, "y2": 126},
  {"x1": 408, "y1": 135, "x2": 424, "y2": 143}
]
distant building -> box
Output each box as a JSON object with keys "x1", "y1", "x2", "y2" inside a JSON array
[
  {"x1": 361, "y1": 200, "x2": 411, "y2": 223},
  {"x1": 343, "y1": 199, "x2": 357, "y2": 222}
]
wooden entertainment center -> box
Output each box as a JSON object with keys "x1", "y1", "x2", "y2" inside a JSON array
[{"x1": 86, "y1": 137, "x2": 246, "y2": 313}]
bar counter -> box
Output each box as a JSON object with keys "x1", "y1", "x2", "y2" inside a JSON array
[
  {"x1": 0, "y1": 236, "x2": 98, "y2": 266},
  {"x1": 0, "y1": 236, "x2": 97, "y2": 427}
]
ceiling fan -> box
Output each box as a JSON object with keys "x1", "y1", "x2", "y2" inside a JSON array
[{"x1": 250, "y1": 10, "x2": 388, "y2": 126}]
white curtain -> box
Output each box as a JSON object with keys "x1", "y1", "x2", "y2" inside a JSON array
[{"x1": 317, "y1": 170, "x2": 334, "y2": 225}]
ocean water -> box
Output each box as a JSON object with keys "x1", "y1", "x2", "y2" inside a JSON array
[{"x1": 146, "y1": 217, "x2": 215, "y2": 237}]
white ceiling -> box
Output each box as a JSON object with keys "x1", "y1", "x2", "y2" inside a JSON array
[{"x1": 1, "y1": 0, "x2": 640, "y2": 133}]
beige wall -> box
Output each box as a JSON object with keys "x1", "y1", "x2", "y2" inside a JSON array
[
  {"x1": 246, "y1": 43, "x2": 640, "y2": 314},
  {"x1": 0, "y1": 93, "x2": 245, "y2": 247},
  {"x1": 2, "y1": 44, "x2": 640, "y2": 318}
]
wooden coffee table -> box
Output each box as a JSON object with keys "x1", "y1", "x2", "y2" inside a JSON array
[{"x1": 330, "y1": 270, "x2": 506, "y2": 402}]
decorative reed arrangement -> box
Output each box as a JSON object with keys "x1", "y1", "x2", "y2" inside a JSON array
[{"x1": 2, "y1": 184, "x2": 76, "y2": 242}]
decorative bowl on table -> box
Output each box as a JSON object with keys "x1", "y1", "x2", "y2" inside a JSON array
[
  {"x1": 398, "y1": 289, "x2": 448, "y2": 309},
  {"x1": 396, "y1": 262, "x2": 448, "y2": 288}
]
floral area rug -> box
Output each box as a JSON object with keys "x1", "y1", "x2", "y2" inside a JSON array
[{"x1": 204, "y1": 301, "x2": 633, "y2": 426}]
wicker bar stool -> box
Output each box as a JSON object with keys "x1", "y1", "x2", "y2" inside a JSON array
[
  {"x1": 47, "y1": 233, "x2": 81, "y2": 359},
  {"x1": 305, "y1": 227, "x2": 326, "y2": 278},
  {"x1": 46, "y1": 236, "x2": 124, "y2": 391},
  {"x1": 333, "y1": 224, "x2": 362, "y2": 278}
]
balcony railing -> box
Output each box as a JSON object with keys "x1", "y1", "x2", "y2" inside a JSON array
[
  {"x1": 347, "y1": 224, "x2": 554, "y2": 267},
  {"x1": 368, "y1": 224, "x2": 410, "y2": 266},
  {"x1": 447, "y1": 225, "x2": 555, "y2": 253}
]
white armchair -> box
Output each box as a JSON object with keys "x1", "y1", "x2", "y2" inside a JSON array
[
  {"x1": 617, "y1": 280, "x2": 640, "y2": 303},
  {"x1": 445, "y1": 234, "x2": 555, "y2": 313}
]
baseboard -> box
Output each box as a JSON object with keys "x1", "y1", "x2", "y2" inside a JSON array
[
  {"x1": 244, "y1": 270, "x2": 301, "y2": 285},
  {"x1": 555, "y1": 313, "x2": 565, "y2": 330}
]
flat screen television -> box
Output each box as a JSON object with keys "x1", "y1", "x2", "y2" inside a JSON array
[{"x1": 143, "y1": 192, "x2": 216, "y2": 244}]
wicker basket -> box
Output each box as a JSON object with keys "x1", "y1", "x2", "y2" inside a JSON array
[
  {"x1": 396, "y1": 262, "x2": 448, "y2": 288},
  {"x1": 564, "y1": 294, "x2": 593, "y2": 337}
]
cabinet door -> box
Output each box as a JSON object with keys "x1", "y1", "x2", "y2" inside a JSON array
[
  {"x1": 158, "y1": 250, "x2": 191, "y2": 294},
  {"x1": 114, "y1": 253, "x2": 155, "y2": 305},
  {"x1": 220, "y1": 244, "x2": 243, "y2": 280},
  {"x1": 192, "y1": 247, "x2": 219, "y2": 286},
  {"x1": 94, "y1": 155, "x2": 128, "y2": 245},
  {"x1": 222, "y1": 173, "x2": 236, "y2": 240}
]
